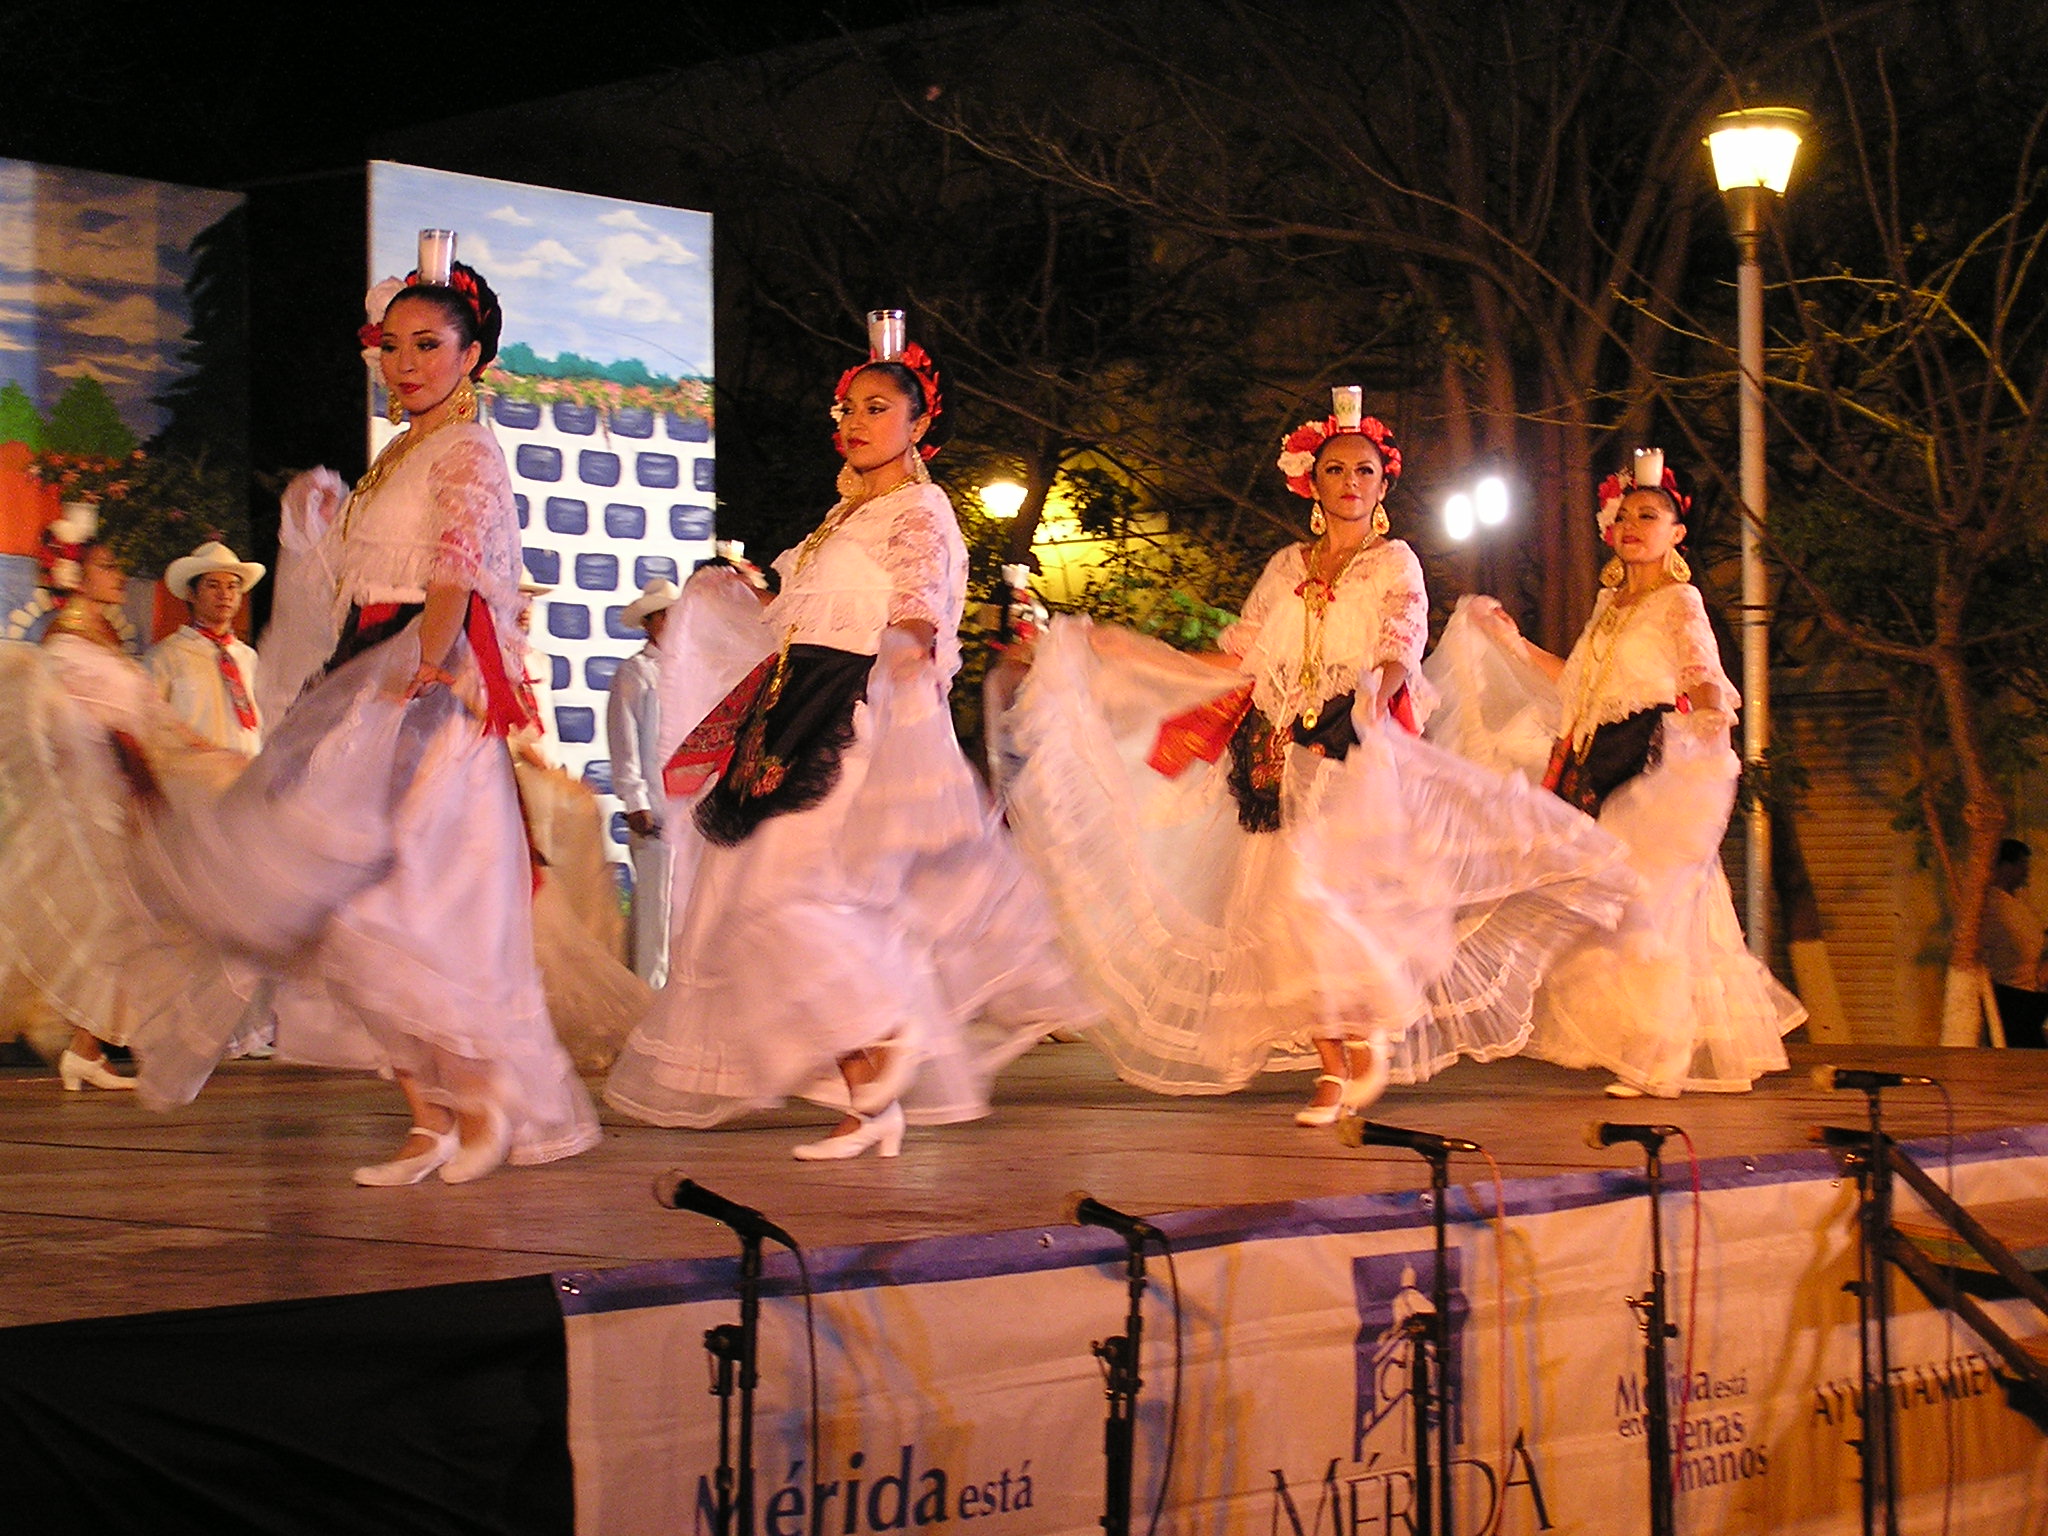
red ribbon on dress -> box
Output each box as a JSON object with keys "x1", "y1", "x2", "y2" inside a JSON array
[
  {"x1": 196, "y1": 626, "x2": 258, "y2": 732},
  {"x1": 1148, "y1": 681, "x2": 1254, "y2": 778},
  {"x1": 465, "y1": 593, "x2": 530, "y2": 737},
  {"x1": 663, "y1": 655, "x2": 776, "y2": 798}
]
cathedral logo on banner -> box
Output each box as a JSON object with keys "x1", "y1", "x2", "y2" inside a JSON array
[{"x1": 1351, "y1": 1249, "x2": 1467, "y2": 1463}]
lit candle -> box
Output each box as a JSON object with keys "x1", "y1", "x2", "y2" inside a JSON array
[
  {"x1": 1331, "y1": 385, "x2": 1363, "y2": 431},
  {"x1": 1633, "y1": 447, "x2": 1664, "y2": 490},
  {"x1": 417, "y1": 229, "x2": 457, "y2": 286},
  {"x1": 867, "y1": 309, "x2": 907, "y2": 361}
]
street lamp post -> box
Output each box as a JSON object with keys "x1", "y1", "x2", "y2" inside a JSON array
[{"x1": 1707, "y1": 106, "x2": 1810, "y2": 961}]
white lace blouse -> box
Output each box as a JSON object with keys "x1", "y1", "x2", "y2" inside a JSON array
[
  {"x1": 765, "y1": 482, "x2": 969, "y2": 679},
  {"x1": 1216, "y1": 539, "x2": 1429, "y2": 726},
  {"x1": 332, "y1": 422, "x2": 524, "y2": 644},
  {"x1": 1555, "y1": 582, "x2": 1735, "y2": 747}
]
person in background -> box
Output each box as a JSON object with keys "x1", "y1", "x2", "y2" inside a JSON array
[
  {"x1": 148, "y1": 541, "x2": 266, "y2": 759},
  {"x1": 510, "y1": 574, "x2": 558, "y2": 770},
  {"x1": 607, "y1": 577, "x2": 680, "y2": 988},
  {"x1": 1984, "y1": 838, "x2": 2048, "y2": 1048},
  {"x1": 148, "y1": 540, "x2": 277, "y2": 1060}
]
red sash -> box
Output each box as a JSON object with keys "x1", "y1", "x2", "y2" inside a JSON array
[
  {"x1": 195, "y1": 627, "x2": 258, "y2": 732},
  {"x1": 663, "y1": 655, "x2": 776, "y2": 798},
  {"x1": 1148, "y1": 682, "x2": 1254, "y2": 778}
]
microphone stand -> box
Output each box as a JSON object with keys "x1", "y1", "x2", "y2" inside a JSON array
[
  {"x1": 1092, "y1": 1233, "x2": 1148, "y2": 1536},
  {"x1": 704, "y1": 1229, "x2": 764, "y2": 1536},
  {"x1": 1847, "y1": 1088, "x2": 1901, "y2": 1536},
  {"x1": 1373, "y1": 1141, "x2": 1454, "y2": 1536},
  {"x1": 1620, "y1": 1130, "x2": 1678, "y2": 1536}
]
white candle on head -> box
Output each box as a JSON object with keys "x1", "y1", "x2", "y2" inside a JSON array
[
  {"x1": 1633, "y1": 447, "x2": 1665, "y2": 491},
  {"x1": 417, "y1": 229, "x2": 457, "y2": 286},
  {"x1": 866, "y1": 309, "x2": 907, "y2": 361},
  {"x1": 1331, "y1": 386, "x2": 1363, "y2": 431}
]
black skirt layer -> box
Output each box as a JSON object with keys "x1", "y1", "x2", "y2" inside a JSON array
[{"x1": 694, "y1": 643, "x2": 876, "y2": 847}]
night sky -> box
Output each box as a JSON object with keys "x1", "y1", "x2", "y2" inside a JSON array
[{"x1": 0, "y1": 2, "x2": 988, "y2": 190}]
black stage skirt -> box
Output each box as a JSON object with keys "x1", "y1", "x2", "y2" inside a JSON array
[
  {"x1": 694, "y1": 643, "x2": 876, "y2": 847},
  {"x1": 1224, "y1": 692, "x2": 1358, "y2": 834},
  {"x1": 1545, "y1": 706, "x2": 1668, "y2": 817}
]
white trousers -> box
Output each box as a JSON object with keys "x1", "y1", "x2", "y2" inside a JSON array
[{"x1": 628, "y1": 831, "x2": 674, "y2": 989}]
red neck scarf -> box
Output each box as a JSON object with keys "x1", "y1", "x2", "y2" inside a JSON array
[{"x1": 194, "y1": 625, "x2": 258, "y2": 732}]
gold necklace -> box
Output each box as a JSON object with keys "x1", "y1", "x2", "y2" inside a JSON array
[
  {"x1": 794, "y1": 468, "x2": 914, "y2": 578},
  {"x1": 337, "y1": 416, "x2": 457, "y2": 543},
  {"x1": 1295, "y1": 536, "x2": 1373, "y2": 729},
  {"x1": 1561, "y1": 580, "x2": 1668, "y2": 745}
]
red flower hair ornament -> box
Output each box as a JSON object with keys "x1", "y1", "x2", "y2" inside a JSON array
[
  {"x1": 831, "y1": 342, "x2": 945, "y2": 461},
  {"x1": 357, "y1": 267, "x2": 489, "y2": 355},
  {"x1": 1596, "y1": 448, "x2": 1692, "y2": 546},
  {"x1": 1275, "y1": 413, "x2": 1402, "y2": 500}
]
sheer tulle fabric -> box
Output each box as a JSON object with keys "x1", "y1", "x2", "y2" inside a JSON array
[
  {"x1": 1424, "y1": 599, "x2": 1805, "y2": 1094},
  {"x1": 0, "y1": 639, "x2": 243, "y2": 1050},
  {"x1": 1004, "y1": 617, "x2": 1633, "y2": 1094},
  {"x1": 134, "y1": 623, "x2": 600, "y2": 1162},
  {"x1": 604, "y1": 484, "x2": 1091, "y2": 1129}
]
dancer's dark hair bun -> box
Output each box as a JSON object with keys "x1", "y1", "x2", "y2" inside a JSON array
[{"x1": 388, "y1": 261, "x2": 504, "y2": 378}]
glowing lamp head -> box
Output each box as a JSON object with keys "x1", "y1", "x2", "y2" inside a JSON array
[
  {"x1": 1474, "y1": 475, "x2": 1509, "y2": 527},
  {"x1": 1707, "y1": 108, "x2": 1811, "y2": 196},
  {"x1": 981, "y1": 480, "x2": 1027, "y2": 520},
  {"x1": 1443, "y1": 491, "x2": 1476, "y2": 542}
]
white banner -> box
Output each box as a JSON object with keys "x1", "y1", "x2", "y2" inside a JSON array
[{"x1": 563, "y1": 1132, "x2": 2048, "y2": 1535}]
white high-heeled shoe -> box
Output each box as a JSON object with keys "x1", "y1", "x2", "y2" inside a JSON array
[
  {"x1": 1340, "y1": 1037, "x2": 1391, "y2": 1114},
  {"x1": 793, "y1": 1102, "x2": 906, "y2": 1161},
  {"x1": 440, "y1": 1097, "x2": 513, "y2": 1185},
  {"x1": 353, "y1": 1127, "x2": 458, "y2": 1186},
  {"x1": 59, "y1": 1049, "x2": 137, "y2": 1092},
  {"x1": 1295, "y1": 1074, "x2": 1347, "y2": 1127},
  {"x1": 848, "y1": 1039, "x2": 916, "y2": 1118}
]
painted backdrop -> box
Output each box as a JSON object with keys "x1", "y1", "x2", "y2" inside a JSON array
[{"x1": 366, "y1": 161, "x2": 714, "y2": 893}]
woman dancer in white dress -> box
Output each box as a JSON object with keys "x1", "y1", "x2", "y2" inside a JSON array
[
  {"x1": 1428, "y1": 450, "x2": 1804, "y2": 1095},
  {"x1": 605, "y1": 319, "x2": 1089, "y2": 1158},
  {"x1": 0, "y1": 516, "x2": 230, "y2": 1089},
  {"x1": 1003, "y1": 390, "x2": 1632, "y2": 1123},
  {"x1": 137, "y1": 246, "x2": 599, "y2": 1183}
]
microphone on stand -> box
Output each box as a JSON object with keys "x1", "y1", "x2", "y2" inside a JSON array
[
  {"x1": 1065, "y1": 1191, "x2": 1163, "y2": 1244},
  {"x1": 1337, "y1": 1120, "x2": 1482, "y2": 1156},
  {"x1": 655, "y1": 1174, "x2": 799, "y2": 1249},
  {"x1": 1810, "y1": 1066, "x2": 1936, "y2": 1092},
  {"x1": 1585, "y1": 1121, "x2": 1682, "y2": 1150}
]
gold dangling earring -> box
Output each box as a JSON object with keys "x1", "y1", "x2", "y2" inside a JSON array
[
  {"x1": 386, "y1": 390, "x2": 404, "y2": 426},
  {"x1": 1664, "y1": 547, "x2": 1691, "y2": 583},
  {"x1": 1370, "y1": 503, "x2": 1390, "y2": 539},
  {"x1": 836, "y1": 460, "x2": 863, "y2": 500},
  {"x1": 907, "y1": 445, "x2": 930, "y2": 486},
  {"x1": 452, "y1": 376, "x2": 479, "y2": 423},
  {"x1": 1600, "y1": 557, "x2": 1625, "y2": 588},
  {"x1": 1309, "y1": 502, "x2": 1327, "y2": 536}
]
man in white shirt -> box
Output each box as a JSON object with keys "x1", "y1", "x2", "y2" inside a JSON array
[
  {"x1": 148, "y1": 540, "x2": 266, "y2": 757},
  {"x1": 150, "y1": 540, "x2": 275, "y2": 1058},
  {"x1": 607, "y1": 577, "x2": 682, "y2": 988},
  {"x1": 1984, "y1": 838, "x2": 2048, "y2": 1048}
]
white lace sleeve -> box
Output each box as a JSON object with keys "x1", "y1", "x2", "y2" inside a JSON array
[
  {"x1": 1370, "y1": 541, "x2": 1428, "y2": 674},
  {"x1": 882, "y1": 490, "x2": 953, "y2": 632},
  {"x1": 1218, "y1": 547, "x2": 1295, "y2": 659},
  {"x1": 1671, "y1": 585, "x2": 1738, "y2": 709},
  {"x1": 424, "y1": 433, "x2": 509, "y2": 592}
]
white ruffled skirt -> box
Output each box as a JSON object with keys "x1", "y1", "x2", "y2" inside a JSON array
[
  {"x1": 132, "y1": 621, "x2": 600, "y2": 1165},
  {"x1": 1001, "y1": 619, "x2": 1635, "y2": 1094},
  {"x1": 1425, "y1": 601, "x2": 1805, "y2": 1094},
  {"x1": 603, "y1": 654, "x2": 1094, "y2": 1130},
  {"x1": 0, "y1": 642, "x2": 240, "y2": 1053}
]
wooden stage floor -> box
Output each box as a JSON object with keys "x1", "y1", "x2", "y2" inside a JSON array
[{"x1": 5, "y1": 1039, "x2": 2045, "y2": 1331}]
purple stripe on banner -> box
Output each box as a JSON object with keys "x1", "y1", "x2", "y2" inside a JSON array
[{"x1": 555, "y1": 1123, "x2": 2048, "y2": 1317}]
